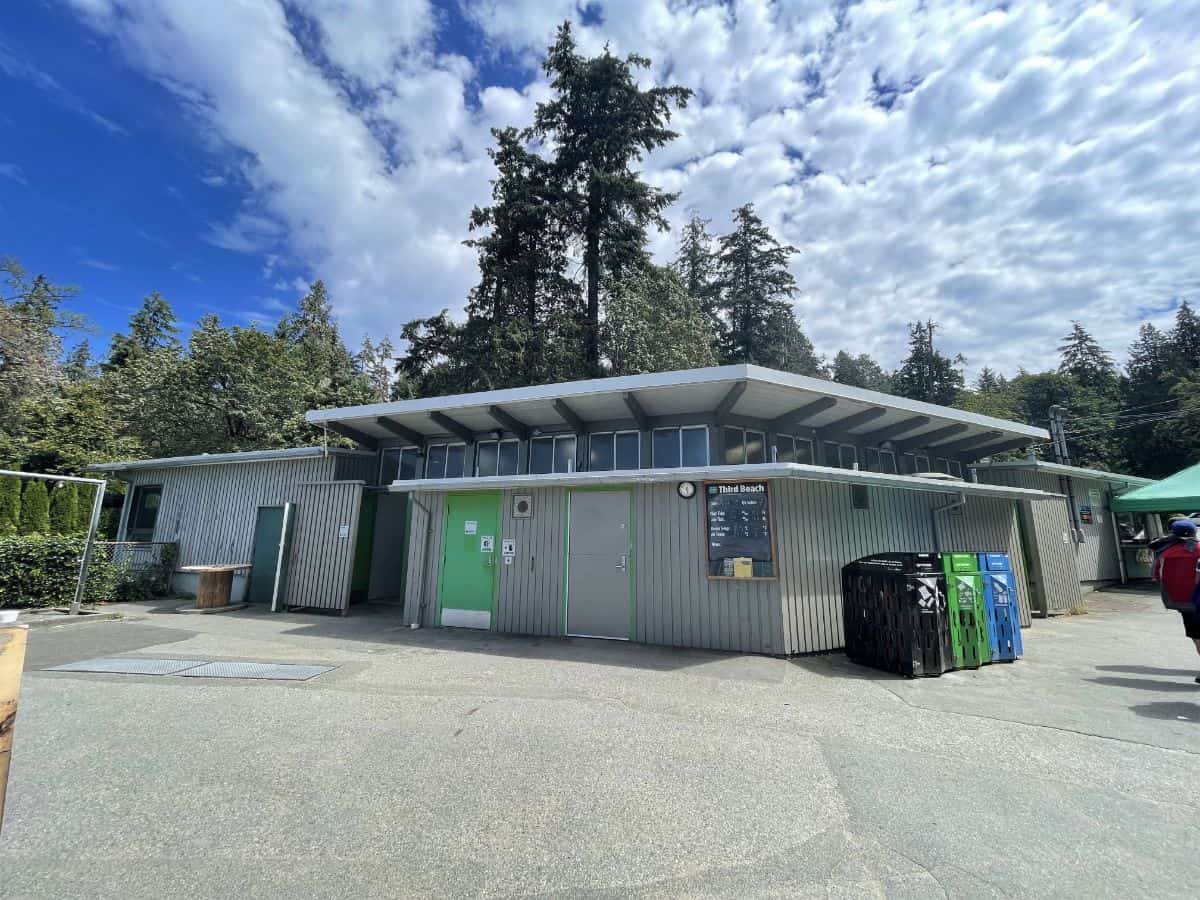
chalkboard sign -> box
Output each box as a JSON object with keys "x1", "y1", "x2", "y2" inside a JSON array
[{"x1": 705, "y1": 481, "x2": 775, "y2": 578}]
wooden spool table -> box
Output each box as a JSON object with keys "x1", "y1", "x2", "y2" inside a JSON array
[{"x1": 179, "y1": 564, "x2": 251, "y2": 610}]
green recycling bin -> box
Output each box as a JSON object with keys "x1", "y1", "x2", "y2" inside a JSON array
[{"x1": 941, "y1": 553, "x2": 991, "y2": 669}]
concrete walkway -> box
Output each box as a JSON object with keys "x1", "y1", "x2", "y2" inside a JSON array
[{"x1": 1, "y1": 590, "x2": 1197, "y2": 898}]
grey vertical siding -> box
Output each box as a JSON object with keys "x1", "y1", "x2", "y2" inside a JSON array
[
  {"x1": 335, "y1": 453, "x2": 379, "y2": 484},
  {"x1": 282, "y1": 480, "x2": 363, "y2": 612},
  {"x1": 403, "y1": 491, "x2": 446, "y2": 628},
  {"x1": 120, "y1": 456, "x2": 338, "y2": 564},
  {"x1": 1024, "y1": 497, "x2": 1085, "y2": 614},
  {"x1": 635, "y1": 483, "x2": 782, "y2": 654},
  {"x1": 937, "y1": 496, "x2": 1034, "y2": 628},
  {"x1": 496, "y1": 488, "x2": 567, "y2": 637}
]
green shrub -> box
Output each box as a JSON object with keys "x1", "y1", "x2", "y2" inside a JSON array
[
  {"x1": 49, "y1": 483, "x2": 78, "y2": 534},
  {"x1": 0, "y1": 534, "x2": 117, "y2": 608},
  {"x1": 19, "y1": 481, "x2": 50, "y2": 535},
  {"x1": 75, "y1": 484, "x2": 97, "y2": 533},
  {"x1": 0, "y1": 476, "x2": 19, "y2": 536}
]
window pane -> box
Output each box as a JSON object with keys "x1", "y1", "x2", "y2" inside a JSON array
[
  {"x1": 915, "y1": 455, "x2": 930, "y2": 473},
  {"x1": 615, "y1": 432, "x2": 639, "y2": 470},
  {"x1": 745, "y1": 431, "x2": 765, "y2": 464},
  {"x1": 822, "y1": 441, "x2": 839, "y2": 467},
  {"x1": 476, "y1": 441, "x2": 498, "y2": 477},
  {"x1": 865, "y1": 448, "x2": 880, "y2": 472},
  {"x1": 445, "y1": 445, "x2": 465, "y2": 478},
  {"x1": 130, "y1": 486, "x2": 161, "y2": 539},
  {"x1": 880, "y1": 450, "x2": 897, "y2": 475},
  {"x1": 949, "y1": 459, "x2": 962, "y2": 478},
  {"x1": 723, "y1": 427, "x2": 744, "y2": 465},
  {"x1": 934, "y1": 457, "x2": 950, "y2": 474},
  {"x1": 776, "y1": 436, "x2": 795, "y2": 464},
  {"x1": 399, "y1": 448, "x2": 420, "y2": 480},
  {"x1": 794, "y1": 438, "x2": 813, "y2": 465},
  {"x1": 682, "y1": 427, "x2": 708, "y2": 467},
  {"x1": 654, "y1": 429, "x2": 680, "y2": 468},
  {"x1": 380, "y1": 449, "x2": 401, "y2": 484},
  {"x1": 529, "y1": 437, "x2": 553, "y2": 474},
  {"x1": 590, "y1": 432, "x2": 615, "y2": 471},
  {"x1": 498, "y1": 441, "x2": 519, "y2": 476},
  {"x1": 839, "y1": 445, "x2": 857, "y2": 469},
  {"x1": 553, "y1": 436, "x2": 576, "y2": 473},
  {"x1": 426, "y1": 445, "x2": 447, "y2": 478}
]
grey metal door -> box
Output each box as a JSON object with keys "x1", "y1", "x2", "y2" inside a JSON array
[{"x1": 566, "y1": 491, "x2": 631, "y2": 639}]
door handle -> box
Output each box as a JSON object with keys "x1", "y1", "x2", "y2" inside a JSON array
[{"x1": 615, "y1": 555, "x2": 627, "y2": 571}]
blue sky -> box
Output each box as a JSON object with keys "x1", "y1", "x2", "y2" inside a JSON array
[{"x1": 3, "y1": 1, "x2": 1200, "y2": 375}]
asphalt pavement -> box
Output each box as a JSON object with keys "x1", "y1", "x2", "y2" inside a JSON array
[{"x1": 1, "y1": 589, "x2": 1197, "y2": 899}]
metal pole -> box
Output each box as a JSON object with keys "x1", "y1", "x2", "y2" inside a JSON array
[{"x1": 69, "y1": 478, "x2": 107, "y2": 616}]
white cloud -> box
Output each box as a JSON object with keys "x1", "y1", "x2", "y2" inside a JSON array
[
  {"x1": 68, "y1": 0, "x2": 1200, "y2": 377},
  {"x1": 0, "y1": 162, "x2": 27, "y2": 186}
]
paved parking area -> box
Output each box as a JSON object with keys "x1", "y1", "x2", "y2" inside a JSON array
[{"x1": 2, "y1": 590, "x2": 1197, "y2": 898}]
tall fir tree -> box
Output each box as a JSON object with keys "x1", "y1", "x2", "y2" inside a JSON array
[
  {"x1": 1057, "y1": 321, "x2": 1116, "y2": 388},
  {"x1": 1168, "y1": 300, "x2": 1200, "y2": 376},
  {"x1": 527, "y1": 22, "x2": 691, "y2": 373},
  {"x1": 892, "y1": 321, "x2": 964, "y2": 406},
  {"x1": 673, "y1": 215, "x2": 721, "y2": 334},
  {"x1": 105, "y1": 291, "x2": 180, "y2": 370},
  {"x1": 714, "y1": 204, "x2": 806, "y2": 368},
  {"x1": 829, "y1": 351, "x2": 891, "y2": 392}
]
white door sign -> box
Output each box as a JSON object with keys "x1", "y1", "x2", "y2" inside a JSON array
[
  {"x1": 480, "y1": 535, "x2": 494, "y2": 552},
  {"x1": 465, "y1": 520, "x2": 478, "y2": 535},
  {"x1": 502, "y1": 538, "x2": 515, "y2": 555}
]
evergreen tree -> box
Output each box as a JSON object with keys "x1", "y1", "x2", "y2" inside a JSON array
[
  {"x1": 892, "y1": 321, "x2": 964, "y2": 406},
  {"x1": 768, "y1": 307, "x2": 824, "y2": 376},
  {"x1": 830, "y1": 351, "x2": 891, "y2": 392},
  {"x1": 0, "y1": 475, "x2": 19, "y2": 536},
  {"x1": 358, "y1": 336, "x2": 396, "y2": 403},
  {"x1": 1119, "y1": 323, "x2": 1182, "y2": 477},
  {"x1": 603, "y1": 264, "x2": 716, "y2": 375},
  {"x1": 1057, "y1": 321, "x2": 1116, "y2": 388},
  {"x1": 714, "y1": 204, "x2": 803, "y2": 367},
  {"x1": 63, "y1": 340, "x2": 95, "y2": 381},
  {"x1": 527, "y1": 22, "x2": 691, "y2": 373},
  {"x1": 19, "y1": 479, "x2": 50, "y2": 535},
  {"x1": 276, "y1": 280, "x2": 370, "y2": 411},
  {"x1": 105, "y1": 291, "x2": 180, "y2": 370},
  {"x1": 1167, "y1": 300, "x2": 1200, "y2": 376},
  {"x1": 673, "y1": 215, "x2": 721, "y2": 333},
  {"x1": 74, "y1": 484, "x2": 96, "y2": 532},
  {"x1": 49, "y1": 482, "x2": 77, "y2": 534}
]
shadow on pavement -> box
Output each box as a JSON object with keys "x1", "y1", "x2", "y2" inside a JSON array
[
  {"x1": 1087, "y1": 676, "x2": 1200, "y2": 693},
  {"x1": 1096, "y1": 665, "x2": 1199, "y2": 677},
  {"x1": 1129, "y1": 701, "x2": 1200, "y2": 723}
]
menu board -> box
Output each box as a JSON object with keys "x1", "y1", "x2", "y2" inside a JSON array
[{"x1": 705, "y1": 481, "x2": 775, "y2": 578}]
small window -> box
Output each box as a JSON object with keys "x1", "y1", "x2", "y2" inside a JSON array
[
  {"x1": 865, "y1": 448, "x2": 880, "y2": 472},
  {"x1": 879, "y1": 449, "x2": 897, "y2": 475},
  {"x1": 949, "y1": 459, "x2": 963, "y2": 478},
  {"x1": 591, "y1": 431, "x2": 639, "y2": 471},
  {"x1": 745, "y1": 430, "x2": 765, "y2": 464},
  {"x1": 851, "y1": 483, "x2": 870, "y2": 510},
  {"x1": 934, "y1": 457, "x2": 951, "y2": 475},
  {"x1": 822, "y1": 441, "x2": 840, "y2": 467},
  {"x1": 426, "y1": 443, "x2": 466, "y2": 479},
  {"x1": 776, "y1": 434, "x2": 814, "y2": 465},
  {"x1": 915, "y1": 455, "x2": 931, "y2": 473},
  {"x1": 614, "y1": 431, "x2": 639, "y2": 470},
  {"x1": 902, "y1": 452, "x2": 916, "y2": 474},
  {"x1": 127, "y1": 485, "x2": 162, "y2": 541},
  {"x1": 475, "y1": 439, "x2": 519, "y2": 477},
  {"x1": 839, "y1": 445, "x2": 858, "y2": 470},
  {"x1": 723, "y1": 426, "x2": 744, "y2": 465},
  {"x1": 530, "y1": 435, "x2": 575, "y2": 474},
  {"x1": 381, "y1": 447, "x2": 422, "y2": 483},
  {"x1": 654, "y1": 426, "x2": 708, "y2": 468}
]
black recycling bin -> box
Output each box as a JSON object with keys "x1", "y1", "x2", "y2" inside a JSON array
[{"x1": 842, "y1": 553, "x2": 953, "y2": 677}]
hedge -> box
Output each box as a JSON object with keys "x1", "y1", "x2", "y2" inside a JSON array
[
  {"x1": 50, "y1": 482, "x2": 79, "y2": 534},
  {"x1": 0, "y1": 534, "x2": 118, "y2": 608},
  {"x1": 0, "y1": 476, "x2": 19, "y2": 536},
  {"x1": 19, "y1": 480, "x2": 50, "y2": 535}
]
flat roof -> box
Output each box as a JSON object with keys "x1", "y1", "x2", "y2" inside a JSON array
[
  {"x1": 305, "y1": 365, "x2": 1048, "y2": 461},
  {"x1": 387, "y1": 461, "x2": 1062, "y2": 503},
  {"x1": 90, "y1": 446, "x2": 374, "y2": 474},
  {"x1": 970, "y1": 459, "x2": 1154, "y2": 490}
]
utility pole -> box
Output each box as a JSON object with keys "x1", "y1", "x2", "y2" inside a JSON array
[{"x1": 1048, "y1": 405, "x2": 1073, "y2": 467}]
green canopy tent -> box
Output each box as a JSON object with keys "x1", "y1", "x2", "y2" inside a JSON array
[{"x1": 1110, "y1": 463, "x2": 1197, "y2": 513}]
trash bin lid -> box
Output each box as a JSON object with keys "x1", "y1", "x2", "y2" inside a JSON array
[{"x1": 979, "y1": 552, "x2": 1010, "y2": 572}]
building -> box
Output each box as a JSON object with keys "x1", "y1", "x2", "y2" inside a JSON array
[
  {"x1": 972, "y1": 460, "x2": 1155, "y2": 587},
  {"x1": 96, "y1": 364, "x2": 1084, "y2": 655}
]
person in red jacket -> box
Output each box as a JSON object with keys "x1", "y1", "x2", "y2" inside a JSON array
[{"x1": 1152, "y1": 518, "x2": 1200, "y2": 683}]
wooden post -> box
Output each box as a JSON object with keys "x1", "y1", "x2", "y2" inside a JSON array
[
  {"x1": 195, "y1": 570, "x2": 234, "y2": 609},
  {"x1": 0, "y1": 615, "x2": 30, "y2": 833}
]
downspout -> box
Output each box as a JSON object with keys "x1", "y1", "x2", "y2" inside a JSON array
[{"x1": 931, "y1": 492, "x2": 967, "y2": 553}]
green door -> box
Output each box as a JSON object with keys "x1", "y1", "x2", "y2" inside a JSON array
[
  {"x1": 438, "y1": 492, "x2": 500, "y2": 629},
  {"x1": 248, "y1": 506, "x2": 285, "y2": 605}
]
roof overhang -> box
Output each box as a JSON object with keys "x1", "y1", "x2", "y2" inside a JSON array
[
  {"x1": 306, "y1": 365, "x2": 1047, "y2": 459},
  {"x1": 387, "y1": 461, "x2": 1061, "y2": 502},
  {"x1": 970, "y1": 460, "x2": 1154, "y2": 491},
  {"x1": 89, "y1": 446, "x2": 374, "y2": 474}
]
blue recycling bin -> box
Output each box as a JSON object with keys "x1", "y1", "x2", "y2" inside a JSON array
[{"x1": 978, "y1": 552, "x2": 1022, "y2": 661}]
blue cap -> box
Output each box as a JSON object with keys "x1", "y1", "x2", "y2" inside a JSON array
[{"x1": 1171, "y1": 519, "x2": 1197, "y2": 536}]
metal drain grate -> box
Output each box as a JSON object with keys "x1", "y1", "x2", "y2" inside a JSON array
[
  {"x1": 179, "y1": 661, "x2": 333, "y2": 681},
  {"x1": 47, "y1": 657, "x2": 207, "y2": 676}
]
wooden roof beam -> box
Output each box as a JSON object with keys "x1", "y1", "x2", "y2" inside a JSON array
[
  {"x1": 429, "y1": 411, "x2": 475, "y2": 445},
  {"x1": 325, "y1": 422, "x2": 378, "y2": 451},
  {"x1": 553, "y1": 399, "x2": 588, "y2": 433},
  {"x1": 714, "y1": 381, "x2": 747, "y2": 421},
  {"x1": 375, "y1": 417, "x2": 425, "y2": 447},
  {"x1": 769, "y1": 396, "x2": 838, "y2": 432},
  {"x1": 859, "y1": 416, "x2": 930, "y2": 445},
  {"x1": 622, "y1": 392, "x2": 651, "y2": 431},
  {"x1": 929, "y1": 430, "x2": 1005, "y2": 455},
  {"x1": 486, "y1": 405, "x2": 530, "y2": 441},
  {"x1": 820, "y1": 406, "x2": 887, "y2": 434},
  {"x1": 895, "y1": 423, "x2": 969, "y2": 452}
]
